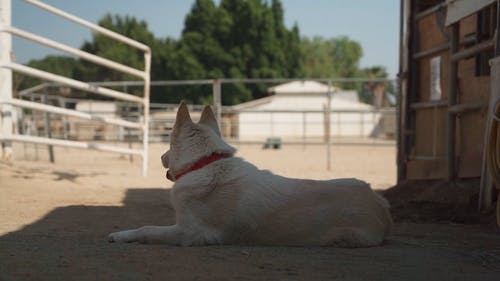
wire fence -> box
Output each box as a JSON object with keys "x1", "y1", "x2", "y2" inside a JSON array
[
  {"x1": 14, "y1": 79, "x2": 397, "y2": 143},
  {"x1": 13, "y1": 78, "x2": 397, "y2": 170}
]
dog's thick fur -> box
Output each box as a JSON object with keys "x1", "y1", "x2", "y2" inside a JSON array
[{"x1": 109, "y1": 102, "x2": 392, "y2": 247}]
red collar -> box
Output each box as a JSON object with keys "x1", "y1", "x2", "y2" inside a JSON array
[{"x1": 169, "y1": 152, "x2": 230, "y2": 182}]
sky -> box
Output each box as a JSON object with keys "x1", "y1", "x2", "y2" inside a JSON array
[{"x1": 11, "y1": 0, "x2": 400, "y2": 78}]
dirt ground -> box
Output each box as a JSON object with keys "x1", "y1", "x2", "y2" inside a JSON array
[{"x1": 1, "y1": 142, "x2": 499, "y2": 280}]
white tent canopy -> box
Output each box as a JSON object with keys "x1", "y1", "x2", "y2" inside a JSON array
[
  {"x1": 268, "y1": 80, "x2": 340, "y2": 95},
  {"x1": 233, "y1": 80, "x2": 379, "y2": 140}
]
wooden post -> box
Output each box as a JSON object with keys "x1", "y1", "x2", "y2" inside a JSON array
[
  {"x1": 496, "y1": 0, "x2": 500, "y2": 57},
  {"x1": 212, "y1": 79, "x2": 222, "y2": 130},
  {"x1": 478, "y1": 7, "x2": 500, "y2": 210},
  {"x1": 142, "y1": 51, "x2": 151, "y2": 176},
  {"x1": 42, "y1": 91, "x2": 54, "y2": 163},
  {"x1": 123, "y1": 85, "x2": 133, "y2": 163},
  {"x1": 360, "y1": 112, "x2": 364, "y2": 137},
  {"x1": 29, "y1": 95, "x2": 39, "y2": 160},
  {"x1": 302, "y1": 112, "x2": 306, "y2": 150},
  {"x1": 326, "y1": 81, "x2": 332, "y2": 171},
  {"x1": 479, "y1": 57, "x2": 500, "y2": 211},
  {"x1": 0, "y1": 0, "x2": 13, "y2": 160},
  {"x1": 447, "y1": 23, "x2": 459, "y2": 181},
  {"x1": 270, "y1": 112, "x2": 274, "y2": 136},
  {"x1": 405, "y1": 0, "x2": 421, "y2": 178},
  {"x1": 58, "y1": 97, "x2": 69, "y2": 140},
  {"x1": 397, "y1": 0, "x2": 411, "y2": 183}
]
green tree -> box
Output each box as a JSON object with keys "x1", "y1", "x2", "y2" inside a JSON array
[
  {"x1": 358, "y1": 66, "x2": 391, "y2": 104},
  {"x1": 17, "y1": 3, "x2": 387, "y2": 106},
  {"x1": 175, "y1": 0, "x2": 302, "y2": 104},
  {"x1": 76, "y1": 14, "x2": 156, "y2": 85},
  {"x1": 14, "y1": 56, "x2": 80, "y2": 94},
  {"x1": 301, "y1": 36, "x2": 363, "y2": 78}
]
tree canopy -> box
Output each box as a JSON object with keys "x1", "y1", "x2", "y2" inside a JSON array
[{"x1": 15, "y1": 0, "x2": 388, "y2": 105}]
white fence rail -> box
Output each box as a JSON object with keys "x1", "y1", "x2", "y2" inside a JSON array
[
  {"x1": 15, "y1": 89, "x2": 396, "y2": 145},
  {"x1": 0, "y1": 0, "x2": 151, "y2": 175}
]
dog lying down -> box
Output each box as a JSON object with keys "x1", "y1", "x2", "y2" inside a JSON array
[{"x1": 109, "y1": 102, "x2": 392, "y2": 247}]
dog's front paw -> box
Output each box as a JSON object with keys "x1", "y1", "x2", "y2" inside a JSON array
[{"x1": 108, "y1": 229, "x2": 137, "y2": 243}]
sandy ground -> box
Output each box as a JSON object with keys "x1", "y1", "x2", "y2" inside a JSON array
[{"x1": 1, "y1": 142, "x2": 499, "y2": 280}]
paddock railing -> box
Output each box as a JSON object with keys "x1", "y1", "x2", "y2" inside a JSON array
[
  {"x1": 13, "y1": 90, "x2": 396, "y2": 145},
  {"x1": 15, "y1": 78, "x2": 396, "y2": 172},
  {"x1": 0, "y1": 0, "x2": 151, "y2": 175}
]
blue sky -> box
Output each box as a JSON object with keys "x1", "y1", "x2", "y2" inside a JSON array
[{"x1": 12, "y1": 0, "x2": 400, "y2": 77}]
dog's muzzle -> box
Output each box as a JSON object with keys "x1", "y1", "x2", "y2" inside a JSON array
[{"x1": 166, "y1": 170, "x2": 175, "y2": 182}]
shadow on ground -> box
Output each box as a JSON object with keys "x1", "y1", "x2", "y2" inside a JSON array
[{"x1": 1, "y1": 188, "x2": 500, "y2": 281}]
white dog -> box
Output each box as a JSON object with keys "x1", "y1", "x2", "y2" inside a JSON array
[{"x1": 109, "y1": 102, "x2": 392, "y2": 247}]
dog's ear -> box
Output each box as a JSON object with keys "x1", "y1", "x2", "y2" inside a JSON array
[
  {"x1": 174, "y1": 101, "x2": 193, "y2": 130},
  {"x1": 199, "y1": 105, "x2": 220, "y2": 136}
]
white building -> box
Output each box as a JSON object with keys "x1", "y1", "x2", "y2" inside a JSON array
[
  {"x1": 71, "y1": 101, "x2": 121, "y2": 140},
  {"x1": 75, "y1": 101, "x2": 118, "y2": 118},
  {"x1": 232, "y1": 81, "x2": 380, "y2": 140}
]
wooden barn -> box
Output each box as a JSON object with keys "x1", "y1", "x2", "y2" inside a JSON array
[{"x1": 397, "y1": 0, "x2": 499, "y2": 213}]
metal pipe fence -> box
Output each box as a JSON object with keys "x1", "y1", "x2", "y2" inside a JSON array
[
  {"x1": 16, "y1": 80, "x2": 396, "y2": 171},
  {"x1": 0, "y1": 0, "x2": 151, "y2": 175},
  {"x1": 14, "y1": 95, "x2": 396, "y2": 144}
]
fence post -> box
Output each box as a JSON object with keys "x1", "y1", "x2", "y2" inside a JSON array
[
  {"x1": 326, "y1": 80, "x2": 332, "y2": 171},
  {"x1": 270, "y1": 112, "x2": 274, "y2": 136},
  {"x1": 212, "y1": 79, "x2": 222, "y2": 129},
  {"x1": 142, "y1": 51, "x2": 151, "y2": 176},
  {"x1": 0, "y1": 0, "x2": 13, "y2": 160},
  {"x1": 42, "y1": 91, "x2": 55, "y2": 162},
  {"x1": 122, "y1": 85, "x2": 133, "y2": 163},
  {"x1": 360, "y1": 112, "x2": 365, "y2": 137},
  {"x1": 302, "y1": 112, "x2": 306, "y2": 150}
]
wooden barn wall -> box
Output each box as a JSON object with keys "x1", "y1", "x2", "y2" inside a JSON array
[
  {"x1": 456, "y1": 13, "x2": 490, "y2": 178},
  {"x1": 406, "y1": 9, "x2": 491, "y2": 180},
  {"x1": 456, "y1": 74, "x2": 489, "y2": 177}
]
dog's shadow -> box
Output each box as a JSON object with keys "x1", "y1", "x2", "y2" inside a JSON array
[{"x1": 0, "y1": 188, "x2": 174, "y2": 241}]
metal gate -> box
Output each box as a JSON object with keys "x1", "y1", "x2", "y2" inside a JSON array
[{"x1": 0, "y1": 0, "x2": 151, "y2": 175}]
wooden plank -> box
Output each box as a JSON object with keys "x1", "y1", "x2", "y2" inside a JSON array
[
  {"x1": 452, "y1": 39, "x2": 495, "y2": 62},
  {"x1": 457, "y1": 112, "x2": 487, "y2": 178},
  {"x1": 447, "y1": 24, "x2": 459, "y2": 180},
  {"x1": 458, "y1": 149, "x2": 484, "y2": 178},
  {"x1": 479, "y1": 56, "x2": 500, "y2": 210},
  {"x1": 449, "y1": 101, "x2": 488, "y2": 113},
  {"x1": 458, "y1": 57, "x2": 476, "y2": 79},
  {"x1": 410, "y1": 100, "x2": 448, "y2": 109},
  {"x1": 418, "y1": 13, "x2": 448, "y2": 51},
  {"x1": 413, "y1": 107, "x2": 448, "y2": 158},
  {"x1": 413, "y1": 42, "x2": 449, "y2": 60},
  {"x1": 458, "y1": 76, "x2": 491, "y2": 103},
  {"x1": 455, "y1": 77, "x2": 490, "y2": 178},
  {"x1": 418, "y1": 56, "x2": 432, "y2": 101},
  {"x1": 458, "y1": 13, "x2": 477, "y2": 38}
]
